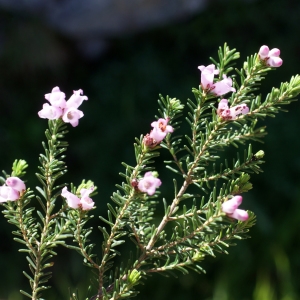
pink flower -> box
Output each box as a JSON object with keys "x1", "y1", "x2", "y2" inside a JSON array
[
  {"x1": 62, "y1": 107, "x2": 84, "y2": 127},
  {"x1": 62, "y1": 186, "x2": 95, "y2": 210},
  {"x1": 221, "y1": 196, "x2": 242, "y2": 214},
  {"x1": 213, "y1": 75, "x2": 236, "y2": 96},
  {"x1": 217, "y1": 99, "x2": 249, "y2": 121},
  {"x1": 217, "y1": 99, "x2": 229, "y2": 112},
  {"x1": 38, "y1": 103, "x2": 63, "y2": 120},
  {"x1": 138, "y1": 172, "x2": 162, "y2": 196},
  {"x1": 62, "y1": 187, "x2": 80, "y2": 209},
  {"x1": 143, "y1": 133, "x2": 157, "y2": 148},
  {"x1": 45, "y1": 86, "x2": 66, "y2": 109},
  {"x1": 267, "y1": 49, "x2": 282, "y2": 67},
  {"x1": 0, "y1": 186, "x2": 20, "y2": 202},
  {"x1": 198, "y1": 65, "x2": 235, "y2": 96},
  {"x1": 80, "y1": 187, "x2": 95, "y2": 210},
  {"x1": 0, "y1": 176, "x2": 25, "y2": 202},
  {"x1": 66, "y1": 89, "x2": 88, "y2": 109},
  {"x1": 221, "y1": 195, "x2": 248, "y2": 221},
  {"x1": 6, "y1": 177, "x2": 26, "y2": 192},
  {"x1": 258, "y1": 45, "x2": 269, "y2": 59},
  {"x1": 229, "y1": 103, "x2": 249, "y2": 119},
  {"x1": 230, "y1": 209, "x2": 249, "y2": 221},
  {"x1": 39, "y1": 87, "x2": 88, "y2": 127},
  {"x1": 258, "y1": 45, "x2": 283, "y2": 67},
  {"x1": 149, "y1": 118, "x2": 174, "y2": 143},
  {"x1": 198, "y1": 64, "x2": 219, "y2": 89}
]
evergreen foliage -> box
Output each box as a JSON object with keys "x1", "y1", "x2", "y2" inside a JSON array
[{"x1": 1, "y1": 44, "x2": 299, "y2": 300}]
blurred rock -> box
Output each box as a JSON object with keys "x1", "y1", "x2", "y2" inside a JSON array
[
  {"x1": 0, "y1": 0, "x2": 207, "y2": 37},
  {"x1": 0, "y1": 0, "x2": 207, "y2": 57}
]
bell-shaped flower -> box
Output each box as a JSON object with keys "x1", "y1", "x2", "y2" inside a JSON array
[
  {"x1": 198, "y1": 65, "x2": 235, "y2": 96},
  {"x1": 45, "y1": 86, "x2": 66, "y2": 109},
  {"x1": 258, "y1": 45, "x2": 282, "y2": 67},
  {"x1": 230, "y1": 103, "x2": 249, "y2": 119},
  {"x1": 267, "y1": 48, "x2": 282, "y2": 67},
  {"x1": 217, "y1": 99, "x2": 229, "y2": 112},
  {"x1": 6, "y1": 177, "x2": 26, "y2": 192},
  {"x1": 0, "y1": 186, "x2": 20, "y2": 202},
  {"x1": 230, "y1": 209, "x2": 249, "y2": 221},
  {"x1": 258, "y1": 45, "x2": 270, "y2": 59},
  {"x1": 80, "y1": 197, "x2": 95, "y2": 210},
  {"x1": 66, "y1": 89, "x2": 88, "y2": 109},
  {"x1": 149, "y1": 118, "x2": 173, "y2": 143},
  {"x1": 198, "y1": 64, "x2": 219, "y2": 89},
  {"x1": 62, "y1": 187, "x2": 80, "y2": 209},
  {"x1": 80, "y1": 187, "x2": 95, "y2": 210},
  {"x1": 39, "y1": 87, "x2": 88, "y2": 125},
  {"x1": 38, "y1": 103, "x2": 63, "y2": 120},
  {"x1": 221, "y1": 196, "x2": 242, "y2": 214},
  {"x1": 62, "y1": 107, "x2": 84, "y2": 127},
  {"x1": 149, "y1": 127, "x2": 166, "y2": 143},
  {"x1": 213, "y1": 75, "x2": 236, "y2": 96},
  {"x1": 222, "y1": 195, "x2": 248, "y2": 221},
  {"x1": 217, "y1": 99, "x2": 230, "y2": 116},
  {"x1": 62, "y1": 186, "x2": 95, "y2": 210},
  {"x1": 217, "y1": 99, "x2": 249, "y2": 121},
  {"x1": 138, "y1": 172, "x2": 162, "y2": 196}
]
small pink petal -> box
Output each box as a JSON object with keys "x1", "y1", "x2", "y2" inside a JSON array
[
  {"x1": 149, "y1": 127, "x2": 167, "y2": 143},
  {"x1": 45, "y1": 86, "x2": 66, "y2": 109},
  {"x1": 62, "y1": 187, "x2": 80, "y2": 209},
  {"x1": 80, "y1": 187, "x2": 94, "y2": 198},
  {"x1": 149, "y1": 118, "x2": 173, "y2": 143},
  {"x1": 268, "y1": 48, "x2": 280, "y2": 57},
  {"x1": 217, "y1": 100, "x2": 249, "y2": 121},
  {"x1": 267, "y1": 57, "x2": 283, "y2": 68},
  {"x1": 229, "y1": 209, "x2": 249, "y2": 221},
  {"x1": 80, "y1": 196, "x2": 94, "y2": 210},
  {"x1": 213, "y1": 75, "x2": 235, "y2": 96},
  {"x1": 221, "y1": 196, "x2": 243, "y2": 214},
  {"x1": 38, "y1": 103, "x2": 62, "y2": 120},
  {"x1": 66, "y1": 89, "x2": 88, "y2": 109},
  {"x1": 229, "y1": 104, "x2": 249, "y2": 120},
  {"x1": 258, "y1": 45, "x2": 269, "y2": 59},
  {"x1": 218, "y1": 99, "x2": 229, "y2": 109},
  {"x1": 138, "y1": 172, "x2": 162, "y2": 196},
  {"x1": 0, "y1": 186, "x2": 20, "y2": 202},
  {"x1": 6, "y1": 177, "x2": 26, "y2": 192},
  {"x1": 217, "y1": 99, "x2": 229, "y2": 116},
  {"x1": 62, "y1": 107, "x2": 84, "y2": 127},
  {"x1": 198, "y1": 64, "x2": 219, "y2": 89}
]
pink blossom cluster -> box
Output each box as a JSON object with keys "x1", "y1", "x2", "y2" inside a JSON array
[
  {"x1": 143, "y1": 118, "x2": 174, "y2": 147},
  {"x1": 258, "y1": 45, "x2": 282, "y2": 68},
  {"x1": 136, "y1": 172, "x2": 162, "y2": 196},
  {"x1": 61, "y1": 186, "x2": 94, "y2": 210},
  {"x1": 198, "y1": 64, "x2": 236, "y2": 96},
  {"x1": 0, "y1": 177, "x2": 26, "y2": 202},
  {"x1": 217, "y1": 99, "x2": 249, "y2": 121},
  {"x1": 38, "y1": 87, "x2": 88, "y2": 127},
  {"x1": 221, "y1": 195, "x2": 248, "y2": 221}
]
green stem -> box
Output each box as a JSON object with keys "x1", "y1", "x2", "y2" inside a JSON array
[
  {"x1": 76, "y1": 215, "x2": 99, "y2": 269},
  {"x1": 98, "y1": 149, "x2": 147, "y2": 294},
  {"x1": 32, "y1": 120, "x2": 67, "y2": 299},
  {"x1": 145, "y1": 121, "x2": 223, "y2": 252}
]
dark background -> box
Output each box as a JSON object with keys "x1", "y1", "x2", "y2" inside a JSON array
[{"x1": 0, "y1": 0, "x2": 300, "y2": 299}]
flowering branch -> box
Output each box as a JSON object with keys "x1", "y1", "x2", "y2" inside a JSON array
[{"x1": 1, "y1": 43, "x2": 299, "y2": 300}]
